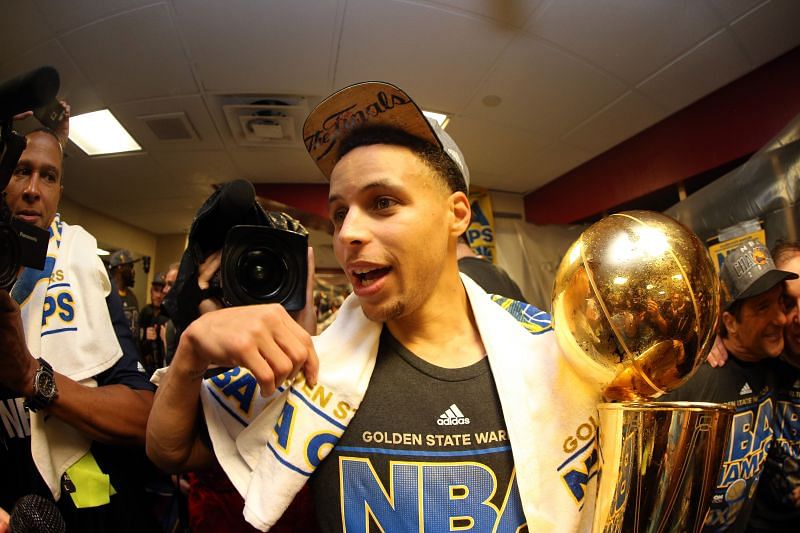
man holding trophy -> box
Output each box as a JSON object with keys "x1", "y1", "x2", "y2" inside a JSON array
[{"x1": 147, "y1": 81, "x2": 732, "y2": 532}]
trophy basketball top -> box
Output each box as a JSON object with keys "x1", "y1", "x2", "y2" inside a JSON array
[{"x1": 552, "y1": 210, "x2": 719, "y2": 401}]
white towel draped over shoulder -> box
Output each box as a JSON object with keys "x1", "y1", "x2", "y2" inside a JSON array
[
  {"x1": 199, "y1": 274, "x2": 603, "y2": 532},
  {"x1": 14, "y1": 215, "x2": 124, "y2": 499}
]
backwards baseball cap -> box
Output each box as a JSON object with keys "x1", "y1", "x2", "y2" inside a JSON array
[
  {"x1": 151, "y1": 271, "x2": 166, "y2": 286},
  {"x1": 720, "y1": 240, "x2": 797, "y2": 309},
  {"x1": 109, "y1": 249, "x2": 135, "y2": 268},
  {"x1": 302, "y1": 81, "x2": 469, "y2": 189}
]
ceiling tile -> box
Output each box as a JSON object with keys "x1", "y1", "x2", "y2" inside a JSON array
[
  {"x1": 64, "y1": 152, "x2": 165, "y2": 194},
  {"x1": 730, "y1": 0, "x2": 800, "y2": 66},
  {"x1": 637, "y1": 29, "x2": 751, "y2": 112},
  {"x1": 149, "y1": 149, "x2": 237, "y2": 187},
  {"x1": 469, "y1": 141, "x2": 592, "y2": 193},
  {"x1": 172, "y1": 0, "x2": 339, "y2": 96},
  {"x1": 524, "y1": 142, "x2": 594, "y2": 192},
  {"x1": 425, "y1": 0, "x2": 545, "y2": 27},
  {"x1": 111, "y1": 95, "x2": 224, "y2": 151},
  {"x1": 0, "y1": 1, "x2": 54, "y2": 58},
  {"x1": 463, "y1": 34, "x2": 627, "y2": 139},
  {"x1": 0, "y1": 40, "x2": 104, "y2": 115},
  {"x1": 529, "y1": 0, "x2": 723, "y2": 85},
  {"x1": 446, "y1": 115, "x2": 551, "y2": 188},
  {"x1": 59, "y1": 4, "x2": 198, "y2": 103},
  {"x1": 33, "y1": 0, "x2": 155, "y2": 33},
  {"x1": 563, "y1": 91, "x2": 668, "y2": 153},
  {"x1": 230, "y1": 148, "x2": 327, "y2": 183},
  {"x1": 705, "y1": 0, "x2": 765, "y2": 22},
  {"x1": 334, "y1": 0, "x2": 514, "y2": 112}
]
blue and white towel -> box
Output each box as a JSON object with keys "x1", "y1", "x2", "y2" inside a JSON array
[
  {"x1": 200, "y1": 274, "x2": 603, "y2": 532},
  {"x1": 14, "y1": 215, "x2": 123, "y2": 499}
]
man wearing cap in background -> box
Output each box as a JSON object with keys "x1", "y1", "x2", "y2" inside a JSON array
[
  {"x1": 662, "y1": 240, "x2": 796, "y2": 532},
  {"x1": 745, "y1": 241, "x2": 800, "y2": 531},
  {"x1": 0, "y1": 103, "x2": 156, "y2": 530},
  {"x1": 109, "y1": 249, "x2": 139, "y2": 338},
  {"x1": 148, "y1": 82, "x2": 604, "y2": 532},
  {"x1": 139, "y1": 272, "x2": 168, "y2": 376}
]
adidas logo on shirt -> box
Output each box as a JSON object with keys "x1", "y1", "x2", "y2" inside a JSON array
[
  {"x1": 740, "y1": 382, "x2": 753, "y2": 396},
  {"x1": 437, "y1": 404, "x2": 470, "y2": 426}
]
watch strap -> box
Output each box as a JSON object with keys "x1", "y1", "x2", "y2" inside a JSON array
[{"x1": 24, "y1": 357, "x2": 58, "y2": 412}]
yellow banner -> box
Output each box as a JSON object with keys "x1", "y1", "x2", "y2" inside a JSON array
[
  {"x1": 708, "y1": 229, "x2": 767, "y2": 275},
  {"x1": 466, "y1": 187, "x2": 497, "y2": 264}
]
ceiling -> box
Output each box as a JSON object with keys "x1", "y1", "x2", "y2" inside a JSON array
[{"x1": 3, "y1": 0, "x2": 800, "y2": 237}]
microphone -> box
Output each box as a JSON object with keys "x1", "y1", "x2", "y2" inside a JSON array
[
  {"x1": 0, "y1": 66, "x2": 60, "y2": 119},
  {"x1": 190, "y1": 179, "x2": 257, "y2": 262},
  {"x1": 8, "y1": 495, "x2": 65, "y2": 533}
]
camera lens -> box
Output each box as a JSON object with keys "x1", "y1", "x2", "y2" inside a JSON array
[{"x1": 235, "y1": 248, "x2": 287, "y2": 299}]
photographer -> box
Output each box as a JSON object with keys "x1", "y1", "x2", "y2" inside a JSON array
[
  {"x1": 0, "y1": 103, "x2": 158, "y2": 531},
  {"x1": 139, "y1": 272, "x2": 169, "y2": 376},
  {"x1": 146, "y1": 189, "x2": 317, "y2": 532}
]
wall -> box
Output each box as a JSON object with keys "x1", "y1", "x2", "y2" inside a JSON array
[
  {"x1": 525, "y1": 46, "x2": 800, "y2": 224},
  {"x1": 59, "y1": 196, "x2": 184, "y2": 304},
  {"x1": 155, "y1": 233, "x2": 187, "y2": 274}
]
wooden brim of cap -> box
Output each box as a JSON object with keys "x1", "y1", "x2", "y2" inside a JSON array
[{"x1": 302, "y1": 81, "x2": 441, "y2": 180}]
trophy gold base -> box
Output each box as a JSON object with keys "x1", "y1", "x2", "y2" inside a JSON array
[{"x1": 593, "y1": 402, "x2": 733, "y2": 533}]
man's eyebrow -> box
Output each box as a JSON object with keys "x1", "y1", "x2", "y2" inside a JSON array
[{"x1": 327, "y1": 179, "x2": 396, "y2": 205}]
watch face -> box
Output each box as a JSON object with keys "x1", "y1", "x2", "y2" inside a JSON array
[{"x1": 36, "y1": 368, "x2": 57, "y2": 399}]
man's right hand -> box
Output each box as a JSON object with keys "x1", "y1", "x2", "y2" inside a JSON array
[{"x1": 176, "y1": 303, "x2": 319, "y2": 395}]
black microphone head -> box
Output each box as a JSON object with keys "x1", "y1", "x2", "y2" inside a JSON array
[
  {"x1": 189, "y1": 179, "x2": 257, "y2": 261},
  {"x1": 218, "y1": 178, "x2": 256, "y2": 218},
  {"x1": 0, "y1": 66, "x2": 60, "y2": 119},
  {"x1": 9, "y1": 494, "x2": 65, "y2": 533}
]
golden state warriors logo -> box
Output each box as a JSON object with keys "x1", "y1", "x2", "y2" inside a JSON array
[{"x1": 752, "y1": 249, "x2": 767, "y2": 265}]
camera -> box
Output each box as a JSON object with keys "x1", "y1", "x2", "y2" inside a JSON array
[
  {"x1": 177, "y1": 179, "x2": 309, "y2": 315},
  {"x1": 220, "y1": 225, "x2": 308, "y2": 310},
  {"x1": 0, "y1": 66, "x2": 60, "y2": 289}
]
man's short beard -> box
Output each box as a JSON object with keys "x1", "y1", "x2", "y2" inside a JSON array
[{"x1": 363, "y1": 300, "x2": 405, "y2": 323}]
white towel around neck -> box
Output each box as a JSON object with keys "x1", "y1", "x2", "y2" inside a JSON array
[
  {"x1": 197, "y1": 275, "x2": 602, "y2": 531},
  {"x1": 15, "y1": 216, "x2": 123, "y2": 499}
]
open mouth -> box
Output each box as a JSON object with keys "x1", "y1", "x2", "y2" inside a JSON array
[{"x1": 353, "y1": 266, "x2": 392, "y2": 287}]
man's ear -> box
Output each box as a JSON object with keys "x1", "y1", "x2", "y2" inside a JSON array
[
  {"x1": 721, "y1": 311, "x2": 737, "y2": 337},
  {"x1": 449, "y1": 191, "x2": 471, "y2": 237}
]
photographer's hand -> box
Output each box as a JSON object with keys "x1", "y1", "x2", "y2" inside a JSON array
[
  {"x1": 53, "y1": 100, "x2": 70, "y2": 148},
  {"x1": 13, "y1": 100, "x2": 70, "y2": 149},
  {"x1": 0, "y1": 290, "x2": 37, "y2": 396},
  {"x1": 197, "y1": 250, "x2": 223, "y2": 315}
]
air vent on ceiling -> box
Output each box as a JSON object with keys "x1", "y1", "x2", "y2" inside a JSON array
[
  {"x1": 139, "y1": 112, "x2": 199, "y2": 142},
  {"x1": 221, "y1": 95, "x2": 308, "y2": 147}
]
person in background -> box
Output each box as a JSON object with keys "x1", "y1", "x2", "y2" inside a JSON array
[
  {"x1": 0, "y1": 102, "x2": 157, "y2": 531},
  {"x1": 139, "y1": 272, "x2": 169, "y2": 376},
  {"x1": 746, "y1": 241, "x2": 800, "y2": 532},
  {"x1": 109, "y1": 249, "x2": 139, "y2": 338},
  {"x1": 160, "y1": 262, "x2": 180, "y2": 366},
  {"x1": 661, "y1": 240, "x2": 795, "y2": 532},
  {"x1": 456, "y1": 232, "x2": 527, "y2": 302}
]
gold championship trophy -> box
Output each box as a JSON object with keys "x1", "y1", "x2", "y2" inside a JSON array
[{"x1": 552, "y1": 211, "x2": 734, "y2": 532}]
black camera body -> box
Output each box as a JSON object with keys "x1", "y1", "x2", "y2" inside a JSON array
[
  {"x1": 220, "y1": 225, "x2": 308, "y2": 310},
  {"x1": 0, "y1": 202, "x2": 50, "y2": 288},
  {"x1": 0, "y1": 67, "x2": 60, "y2": 289}
]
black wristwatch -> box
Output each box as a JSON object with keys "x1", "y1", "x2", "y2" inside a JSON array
[{"x1": 24, "y1": 358, "x2": 58, "y2": 412}]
